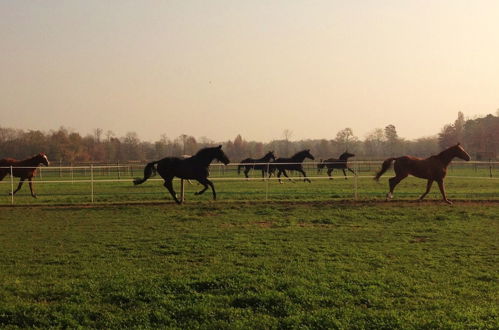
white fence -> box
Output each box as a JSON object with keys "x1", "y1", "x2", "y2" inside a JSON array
[{"x1": 1, "y1": 161, "x2": 498, "y2": 205}]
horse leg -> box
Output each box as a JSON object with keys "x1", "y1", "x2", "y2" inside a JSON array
[
  {"x1": 387, "y1": 174, "x2": 407, "y2": 201},
  {"x1": 244, "y1": 168, "x2": 250, "y2": 180},
  {"x1": 196, "y1": 178, "x2": 216, "y2": 200},
  {"x1": 437, "y1": 179, "x2": 452, "y2": 204},
  {"x1": 0, "y1": 171, "x2": 7, "y2": 181},
  {"x1": 194, "y1": 180, "x2": 209, "y2": 196},
  {"x1": 282, "y1": 170, "x2": 294, "y2": 183},
  {"x1": 10, "y1": 178, "x2": 25, "y2": 195},
  {"x1": 163, "y1": 178, "x2": 181, "y2": 204},
  {"x1": 327, "y1": 169, "x2": 333, "y2": 180},
  {"x1": 204, "y1": 178, "x2": 217, "y2": 200},
  {"x1": 277, "y1": 170, "x2": 283, "y2": 183},
  {"x1": 342, "y1": 169, "x2": 348, "y2": 179},
  {"x1": 298, "y1": 169, "x2": 311, "y2": 183},
  {"x1": 418, "y1": 180, "x2": 434, "y2": 201},
  {"x1": 347, "y1": 167, "x2": 356, "y2": 175},
  {"x1": 28, "y1": 177, "x2": 37, "y2": 198}
]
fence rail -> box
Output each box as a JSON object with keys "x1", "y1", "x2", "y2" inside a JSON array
[{"x1": 1, "y1": 161, "x2": 498, "y2": 205}]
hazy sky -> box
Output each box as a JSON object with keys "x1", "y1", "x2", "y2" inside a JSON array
[{"x1": 1, "y1": 1, "x2": 498, "y2": 142}]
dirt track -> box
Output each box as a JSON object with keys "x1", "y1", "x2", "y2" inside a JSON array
[{"x1": 1, "y1": 199, "x2": 498, "y2": 209}]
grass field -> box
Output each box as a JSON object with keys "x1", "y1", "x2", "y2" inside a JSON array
[
  {"x1": 0, "y1": 201, "x2": 498, "y2": 328},
  {"x1": 0, "y1": 162, "x2": 498, "y2": 205}
]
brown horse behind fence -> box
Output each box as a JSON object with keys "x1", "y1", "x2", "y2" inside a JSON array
[
  {"x1": 374, "y1": 143, "x2": 470, "y2": 204},
  {"x1": 0, "y1": 153, "x2": 50, "y2": 198}
]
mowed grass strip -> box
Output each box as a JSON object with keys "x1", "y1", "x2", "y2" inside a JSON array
[
  {"x1": 1, "y1": 174, "x2": 498, "y2": 205},
  {"x1": 0, "y1": 202, "x2": 498, "y2": 328}
]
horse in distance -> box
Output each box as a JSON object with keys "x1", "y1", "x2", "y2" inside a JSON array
[
  {"x1": 0, "y1": 152, "x2": 50, "y2": 198},
  {"x1": 317, "y1": 151, "x2": 356, "y2": 179},
  {"x1": 271, "y1": 149, "x2": 315, "y2": 183},
  {"x1": 237, "y1": 151, "x2": 276, "y2": 179},
  {"x1": 374, "y1": 143, "x2": 471, "y2": 204},
  {"x1": 133, "y1": 145, "x2": 230, "y2": 204}
]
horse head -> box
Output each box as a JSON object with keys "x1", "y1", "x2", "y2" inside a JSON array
[
  {"x1": 454, "y1": 143, "x2": 471, "y2": 161},
  {"x1": 304, "y1": 149, "x2": 315, "y2": 160},
  {"x1": 340, "y1": 151, "x2": 355, "y2": 160},
  {"x1": 37, "y1": 153, "x2": 50, "y2": 166},
  {"x1": 215, "y1": 145, "x2": 231, "y2": 165},
  {"x1": 266, "y1": 151, "x2": 276, "y2": 162}
]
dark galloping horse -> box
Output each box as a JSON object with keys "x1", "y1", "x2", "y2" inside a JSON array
[
  {"x1": 0, "y1": 153, "x2": 50, "y2": 198},
  {"x1": 134, "y1": 145, "x2": 230, "y2": 204},
  {"x1": 272, "y1": 149, "x2": 315, "y2": 183},
  {"x1": 374, "y1": 143, "x2": 470, "y2": 204},
  {"x1": 238, "y1": 151, "x2": 276, "y2": 179},
  {"x1": 317, "y1": 151, "x2": 355, "y2": 179}
]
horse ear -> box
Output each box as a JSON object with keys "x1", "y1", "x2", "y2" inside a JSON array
[
  {"x1": 457, "y1": 142, "x2": 461, "y2": 146},
  {"x1": 218, "y1": 145, "x2": 222, "y2": 149}
]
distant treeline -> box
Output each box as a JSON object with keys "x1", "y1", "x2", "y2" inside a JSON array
[{"x1": 1, "y1": 112, "x2": 497, "y2": 164}]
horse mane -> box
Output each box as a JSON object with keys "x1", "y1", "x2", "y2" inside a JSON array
[
  {"x1": 436, "y1": 144, "x2": 458, "y2": 158},
  {"x1": 435, "y1": 144, "x2": 469, "y2": 164},
  {"x1": 23, "y1": 153, "x2": 47, "y2": 165},
  {"x1": 193, "y1": 146, "x2": 218, "y2": 157},
  {"x1": 291, "y1": 150, "x2": 309, "y2": 158},
  {"x1": 338, "y1": 151, "x2": 354, "y2": 160}
]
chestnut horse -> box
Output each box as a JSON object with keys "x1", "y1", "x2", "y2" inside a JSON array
[
  {"x1": 374, "y1": 143, "x2": 470, "y2": 204},
  {"x1": 0, "y1": 153, "x2": 50, "y2": 198}
]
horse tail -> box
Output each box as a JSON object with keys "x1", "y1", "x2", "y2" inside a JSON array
[
  {"x1": 317, "y1": 159, "x2": 323, "y2": 174},
  {"x1": 133, "y1": 161, "x2": 158, "y2": 185},
  {"x1": 238, "y1": 159, "x2": 249, "y2": 175},
  {"x1": 374, "y1": 158, "x2": 396, "y2": 181}
]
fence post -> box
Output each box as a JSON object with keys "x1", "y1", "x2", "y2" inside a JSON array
[
  {"x1": 354, "y1": 161, "x2": 358, "y2": 200},
  {"x1": 71, "y1": 163, "x2": 74, "y2": 184},
  {"x1": 90, "y1": 165, "x2": 94, "y2": 203},
  {"x1": 265, "y1": 162, "x2": 270, "y2": 201},
  {"x1": 180, "y1": 179, "x2": 185, "y2": 203},
  {"x1": 490, "y1": 160, "x2": 493, "y2": 178},
  {"x1": 10, "y1": 166, "x2": 14, "y2": 205},
  {"x1": 117, "y1": 162, "x2": 121, "y2": 180}
]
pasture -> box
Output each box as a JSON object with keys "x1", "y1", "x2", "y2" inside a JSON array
[
  {"x1": 0, "y1": 162, "x2": 498, "y2": 328},
  {"x1": 0, "y1": 202, "x2": 498, "y2": 328},
  {"x1": 0, "y1": 161, "x2": 497, "y2": 205}
]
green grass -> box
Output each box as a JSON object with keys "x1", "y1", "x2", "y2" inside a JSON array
[
  {"x1": 0, "y1": 202, "x2": 498, "y2": 328},
  {"x1": 0, "y1": 162, "x2": 498, "y2": 205}
]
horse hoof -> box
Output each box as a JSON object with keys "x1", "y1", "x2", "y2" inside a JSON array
[
  {"x1": 32, "y1": 195, "x2": 37, "y2": 199},
  {"x1": 445, "y1": 199, "x2": 453, "y2": 205}
]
